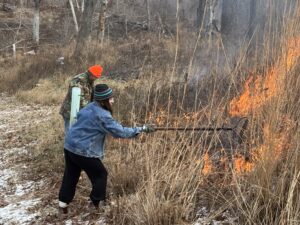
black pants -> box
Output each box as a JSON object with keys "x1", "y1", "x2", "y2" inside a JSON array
[{"x1": 59, "y1": 149, "x2": 108, "y2": 206}]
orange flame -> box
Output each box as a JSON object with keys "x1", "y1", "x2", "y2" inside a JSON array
[
  {"x1": 234, "y1": 155, "x2": 255, "y2": 174},
  {"x1": 201, "y1": 153, "x2": 213, "y2": 175},
  {"x1": 148, "y1": 36, "x2": 298, "y2": 177},
  {"x1": 254, "y1": 118, "x2": 292, "y2": 161},
  {"x1": 227, "y1": 37, "x2": 299, "y2": 174},
  {"x1": 148, "y1": 109, "x2": 168, "y2": 126},
  {"x1": 229, "y1": 37, "x2": 300, "y2": 117}
]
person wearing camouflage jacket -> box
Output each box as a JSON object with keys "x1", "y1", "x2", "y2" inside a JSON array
[{"x1": 60, "y1": 65, "x2": 103, "y2": 133}]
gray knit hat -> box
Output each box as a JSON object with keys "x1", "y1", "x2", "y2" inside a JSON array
[{"x1": 94, "y1": 84, "x2": 113, "y2": 101}]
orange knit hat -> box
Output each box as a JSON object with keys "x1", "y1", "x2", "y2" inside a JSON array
[{"x1": 88, "y1": 65, "x2": 103, "y2": 78}]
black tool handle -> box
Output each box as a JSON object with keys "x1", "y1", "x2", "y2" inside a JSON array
[{"x1": 155, "y1": 127, "x2": 233, "y2": 131}]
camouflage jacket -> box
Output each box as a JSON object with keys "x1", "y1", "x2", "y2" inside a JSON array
[{"x1": 59, "y1": 72, "x2": 94, "y2": 119}]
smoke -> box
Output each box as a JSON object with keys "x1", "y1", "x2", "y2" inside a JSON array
[
  {"x1": 183, "y1": 0, "x2": 300, "y2": 82},
  {"x1": 87, "y1": 0, "x2": 299, "y2": 82}
]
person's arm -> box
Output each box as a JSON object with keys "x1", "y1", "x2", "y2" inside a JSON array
[{"x1": 100, "y1": 116, "x2": 142, "y2": 138}]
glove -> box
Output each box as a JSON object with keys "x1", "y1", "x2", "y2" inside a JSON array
[{"x1": 142, "y1": 124, "x2": 156, "y2": 133}]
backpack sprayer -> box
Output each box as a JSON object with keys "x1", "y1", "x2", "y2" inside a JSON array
[{"x1": 70, "y1": 87, "x2": 81, "y2": 127}]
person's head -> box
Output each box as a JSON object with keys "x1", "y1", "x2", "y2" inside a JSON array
[
  {"x1": 87, "y1": 65, "x2": 103, "y2": 81},
  {"x1": 94, "y1": 84, "x2": 114, "y2": 114}
]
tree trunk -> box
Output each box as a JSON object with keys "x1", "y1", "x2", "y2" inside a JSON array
[
  {"x1": 12, "y1": 43, "x2": 16, "y2": 60},
  {"x1": 17, "y1": 0, "x2": 24, "y2": 7},
  {"x1": 69, "y1": 0, "x2": 79, "y2": 33},
  {"x1": 145, "y1": 0, "x2": 150, "y2": 30},
  {"x1": 196, "y1": 0, "x2": 206, "y2": 28},
  {"x1": 81, "y1": 0, "x2": 84, "y2": 12},
  {"x1": 74, "y1": 0, "x2": 98, "y2": 55},
  {"x1": 97, "y1": 0, "x2": 107, "y2": 45},
  {"x1": 221, "y1": 0, "x2": 237, "y2": 36},
  {"x1": 74, "y1": 0, "x2": 79, "y2": 9},
  {"x1": 247, "y1": 0, "x2": 257, "y2": 39},
  {"x1": 212, "y1": 0, "x2": 222, "y2": 33},
  {"x1": 33, "y1": 0, "x2": 41, "y2": 51},
  {"x1": 2, "y1": 0, "x2": 7, "y2": 11},
  {"x1": 196, "y1": 0, "x2": 223, "y2": 34}
]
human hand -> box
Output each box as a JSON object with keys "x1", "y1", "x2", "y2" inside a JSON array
[{"x1": 142, "y1": 124, "x2": 156, "y2": 133}]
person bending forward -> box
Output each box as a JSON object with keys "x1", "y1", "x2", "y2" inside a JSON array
[{"x1": 58, "y1": 84, "x2": 155, "y2": 213}]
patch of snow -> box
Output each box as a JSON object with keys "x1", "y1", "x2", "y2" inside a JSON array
[
  {"x1": 0, "y1": 124, "x2": 8, "y2": 129},
  {"x1": 0, "y1": 94, "x2": 57, "y2": 224},
  {"x1": 0, "y1": 198, "x2": 40, "y2": 225},
  {"x1": 194, "y1": 207, "x2": 237, "y2": 225},
  {"x1": 15, "y1": 181, "x2": 35, "y2": 196},
  {"x1": 0, "y1": 147, "x2": 28, "y2": 165},
  {"x1": 97, "y1": 217, "x2": 106, "y2": 224},
  {"x1": 0, "y1": 169, "x2": 16, "y2": 189},
  {"x1": 65, "y1": 220, "x2": 73, "y2": 225}
]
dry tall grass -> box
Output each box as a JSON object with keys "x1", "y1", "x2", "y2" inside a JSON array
[
  {"x1": 1, "y1": 1, "x2": 300, "y2": 224},
  {"x1": 102, "y1": 3, "x2": 300, "y2": 224}
]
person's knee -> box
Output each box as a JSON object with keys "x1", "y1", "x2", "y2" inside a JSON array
[
  {"x1": 93, "y1": 176, "x2": 107, "y2": 190},
  {"x1": 102, "y1": 169, "x2": 108, "y2": 178},
  {"x1": 90, "y1": 168, "x2": 108, "y2": 184},
  {"x1": 96, "y1": 169, "x2": 108, "y2": 183}
]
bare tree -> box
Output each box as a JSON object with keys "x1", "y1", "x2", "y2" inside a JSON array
[
  {"x1": 69, "y1": 0, "x2": 79, "y2": 33},
  {"x1": 2, "y1": 0, "x2": 7, "y2": 11},
  {"x1": 33, "y1": 0, "x2": 41, "y2": 51},
  {"x1": 196, "y1": 0, "x2": 206, "y2": 28},
  {"x1": 17, "y1": 0, "x2": 24, "y2": 7},
  {"x1": 74, "y1": 0, "x2": 79, "y2": 9},
  {"x1": 97, "y1": 0, "x2": 107, "y2": 45},
  {"x1": 247, "y1": 0, "x2": 257, "y2": 39},
  {"x1": 75, "y1": 0, "x2": 98, "y2": 55},
  {"x1": 196, "y1": 0, "x2": 223, "y2": 35},
  {"x1": 145, "y1": 0, "x2": 150, "y2": 30},
  {"x1": 81, "y1": 0, "x2": 84, "y2": 12}
]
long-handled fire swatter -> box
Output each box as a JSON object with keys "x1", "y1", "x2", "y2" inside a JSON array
[
  {"x1": 155, "y1": 126, "x2": 233, "y2": 131},
  {"x1": 153, "y1": 117, "x2": 249, "y2": 143},
  {"x1": 154, "y1": 117, "x2": 248, "y2": 132}
]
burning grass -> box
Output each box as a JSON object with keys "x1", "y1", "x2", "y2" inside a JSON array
[
  {"x1": 1, "y1": 6, "x2": 300, "y2": 225},
  {"x1": 229, "y1": 36, "x2": 300, "y2": 117},
  {"x1": 10, "y1": 53, "x2": 300, "y2": 224}
]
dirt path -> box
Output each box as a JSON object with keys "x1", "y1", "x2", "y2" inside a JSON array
[
  {"x1": 0, "y1": 94, "x2": 108, "y2": 224},
  {"x1": 0, "y1": 93, "x2": 56, "y2": 224}
]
